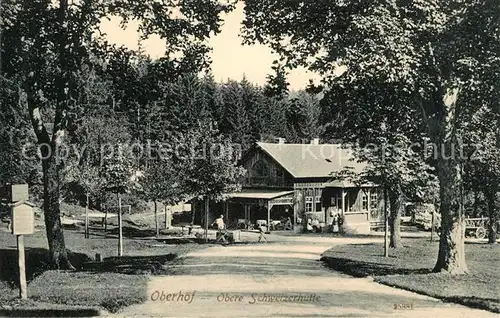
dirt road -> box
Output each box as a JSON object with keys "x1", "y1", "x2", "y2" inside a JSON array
[{"x1": 117, "y1": 236, "x2": 496, "y2": 317}]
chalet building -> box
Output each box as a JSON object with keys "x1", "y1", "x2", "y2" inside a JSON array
[{"x1": 193, "y1": 139, "x2": 383, "y2": 234}]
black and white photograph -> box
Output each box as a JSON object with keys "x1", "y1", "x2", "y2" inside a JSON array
[{"x1": 0, "y1": 0, "x2": 499, "y2": 317}]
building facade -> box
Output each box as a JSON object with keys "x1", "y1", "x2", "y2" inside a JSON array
[{"x1": 193, "y1": 140, "x2": 384, "y2": 234}]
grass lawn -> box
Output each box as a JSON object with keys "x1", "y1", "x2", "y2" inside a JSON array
[
  {"x1": 321, "y1": 238, "x2": 500, "y2": 313},
  {"x1": 29, "y1": 271, "x2": 149, "y2": 313},
  {"x1": 0, "y1": 227, "x2": 210, "y2": 313}
]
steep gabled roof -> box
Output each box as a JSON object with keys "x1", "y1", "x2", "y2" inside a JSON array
[{"x1": 256, "y1": 142, "x2": 366, "y2": 179}]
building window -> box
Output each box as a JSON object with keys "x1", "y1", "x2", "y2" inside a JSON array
[
  {"x1": 362, "y1": 191, "x2": 369, "y2": 211},
  {"x1": 315, "y1": 189, "x2": 321, "y2": 211},
  {"x1": 370, "y1": 192, "x2": 378, "y2": 210},
  {"x1": 305, "y1": 196, "x2": 313, "y2": 212}
]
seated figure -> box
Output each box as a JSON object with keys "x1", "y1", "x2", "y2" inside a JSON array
[{"x1": 311, "y1": 218, "x2": 320, "y2": 233}]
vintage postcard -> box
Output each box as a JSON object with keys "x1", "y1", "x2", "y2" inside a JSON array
[{"x1": 0, "y1": 0, "x2": 498, "y2": 317}]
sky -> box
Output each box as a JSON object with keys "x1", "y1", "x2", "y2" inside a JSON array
[{"x1": 99, "y1": 3, "x2": 320, "y2": 90}]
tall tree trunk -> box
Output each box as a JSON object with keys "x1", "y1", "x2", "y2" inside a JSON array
[
  {"x1": 204, "y1": 196, "x2": 209, "y2": 242},
  {"x1": 23, "y1": 0, "x2": 72, "y2": 269},
  {"x1": 41, "y1": 143, "x2": 73, "y2": 269},
  {"x1": 432, "y1": 86, "x2": 468, "y2": 274},
  {"x1": 383, "y1": 189, "x2": 389, "y2": 257},
  {"x1": 434, "y1": 158, "x2": 467, "y2": 273},
  {"x1": 485, "y1": 190, "x2": 499, "y2": 244},
  {"x1": 165, "y1": 203, "x2": 168, "y2": 229},
  {"x1": 191, "y1": 202, "x2": 196, "y2": 225},
  {"x1": 388, "y1": 185, "x2": 403, "y2": 248}
]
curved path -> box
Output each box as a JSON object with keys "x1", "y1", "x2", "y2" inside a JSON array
[{"x1": 117, "y1": 236, "x2": 496, "y2": 317}]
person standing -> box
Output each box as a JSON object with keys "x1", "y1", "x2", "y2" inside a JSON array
[
  {"x1": 332, "y1": 214, "x2": 339, "y2": 233},
  {"x1": 213, "y1": 214, "x2": 225, "y2": 230},
  {"x1": 306, "y1": 217, "x2": 313, "y2": 232},
  {"x1": 212, "y1": 214, "x2": 227, "y2": 243},
  {"x1": 337, "y1": 213, "x2": 344, "y2": 234}
]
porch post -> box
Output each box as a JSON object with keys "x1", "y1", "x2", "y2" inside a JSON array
[
  {"x1": 267, "y1": 201, "x2": 271, "y2": 232},
  {"x1": 367, "y1": 189, "x2": 371, "y2": 221},
  {"x1": 293, "y1": 195, "x2": 297, "y2": 230},
  {"x1": 224, "y1": 201, "x2": 229, "y2": 223},
  {"x1": 244, "y1": 205, "x2": 249, "y2": 226},
  {"x1": 341, "y1": 189, "x2": 346, "y2": 215}
]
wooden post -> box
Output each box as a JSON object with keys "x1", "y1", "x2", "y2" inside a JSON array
[
  {"x1": 367, "y1": 189, "x2": 371, "y2": 221},
  {"x1": 17, "y1": 235, "x2": 27, "y2": 299},
  {"x1": 431, "y1": 211, "x2": 435, "y2": 242},
  {"x1": 293, "y1": 203, "x2": 297, "y2": 230},
  {"x1": 104, "y1": 203, "x2": 108, "y2": 231},
  {"x1": 204, "y1": 197, "x2": 209, "y2": 242},
  {"x1": 85, "y1": 192, "x2": 89, "y2": 239},
  {"x1": 224, "y1": 201, "x2": 229, "y2": 223},
  {"x1": 267, "y1": 202, "x2": 271, "y2": 232},
  {"x1": 384, "y1": 189, "x2": 389, "y2": 257},
  {"x1": 341, "y1": 189, "x2": 346, "y2": 215},
  {"x1": 118, "y1": 194, "x2": 123, "y2": 256},
  {"x1": 164, "y1": 203, "x2": 167, "y2": 229}
]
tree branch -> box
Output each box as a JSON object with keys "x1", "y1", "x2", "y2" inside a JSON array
[
  {"x1": 53, "y1": 0, "x2": 69, "y2": 144},
  {"x1": 25, "y1": 87, "x2": 50, "y2": 143}
]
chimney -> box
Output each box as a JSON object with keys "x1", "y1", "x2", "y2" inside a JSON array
[
  {"x1": 277, "y1": 138, "x2": 286, "y2": 144},
  {"x1": 310, "y1": 138, "x2": 320, "y2": 145}
]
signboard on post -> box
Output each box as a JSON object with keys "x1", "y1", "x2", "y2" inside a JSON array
[
  {"x1": 11, "y1": 184, "x2": 29, "y2": 203},
  {"x1": 11, "y1": 203, "x2": 35, "y2": 235},
  {"x1": 1, "y1": 184, "x2": 33, "y2": 300}
]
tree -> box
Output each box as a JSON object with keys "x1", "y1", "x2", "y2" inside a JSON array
[
  {"x1": 63, "y1": 108, "x2": 132, "y2": 208},
  {"x1": 0, "y1": 77, "x2": 38, "y2": 185},
  {"x1": 262, "y1": 97, "x2": 291, "y2": 141},
  {"x1": 264, "y1": 61, "x2": 290, "y2": 99},
  {"x1": 241, "y1": 76, "x2": 266, "y2": 146},
  {"x1": 180, "y1": 120, "x2": 246, "y2": 240},
  {"x1": 220, "y1": 80, "x2": 252, "y2": 150},
  {"x1": 139, "y1": 160, "x2": 184, "y2": 236},
  {"x1": 2, "y1": 0, "x2": 234, "y2": 268},
  {"x1": 464, "y1": 105, "x2": 500, "y2": 243},
  {"x1": 200, "y1": 73, "x2": 224, "y2": 126},
  {"x1": 287, "y1": 91, "x2": 323, "y2": 142},
  {"x1": 320, "y1": 77, "x2": 437, "y2": 249},
  {"x1": 242, "y1": 0, "x2": 500, "y2": 274},
  {"x1": 358, "y1": 134, "x2": 437, "y2": 249}
]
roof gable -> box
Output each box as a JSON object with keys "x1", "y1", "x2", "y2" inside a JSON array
[{"x1": 256, "y1": 142, "x2": 366, "y2": 179}]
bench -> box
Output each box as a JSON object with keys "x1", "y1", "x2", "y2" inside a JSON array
[
  {"x1": 370, "y1": 221, "x2": 386, "y2": 231},
  {"x1": 249, "y1": 229, "x2": 268, "y2": 243},
  {"x1": 180, "y1": 224, "x2": 202, "y2": 235}
]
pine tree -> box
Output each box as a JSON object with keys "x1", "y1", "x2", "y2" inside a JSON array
[
  {"x1": 220, "y1": 80, "x2": 252, "y2": 150},
  {"x1": 264, "y1": 61, "x2": 289, "y2": 99},
  {"x1": 241, "y1": 76, "x2": 266, "y2": 145}
]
